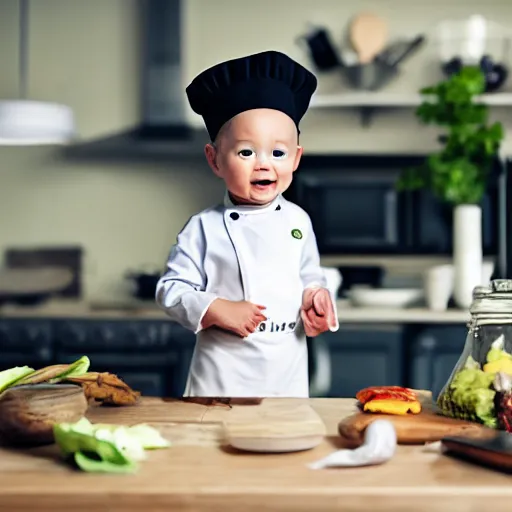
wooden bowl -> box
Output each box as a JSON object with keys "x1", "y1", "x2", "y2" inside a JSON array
[{"x1": 0, "y1": 384, "x2": 88, "y2": 447}]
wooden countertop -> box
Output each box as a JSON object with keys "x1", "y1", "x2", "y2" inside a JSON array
[
  {"x1": 0, "y1": 398, "x2": 509, "y2": 511},
  {"x1": 0, "y1": 299, "x2": 470, "y2": 324}
]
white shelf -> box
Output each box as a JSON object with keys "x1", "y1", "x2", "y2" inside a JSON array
[
  {"x1": 310, "y1": 92, "x2": 512, "y2": 108},
  {"x1": 311, "y1": 93, "x2": 420, "y2": 108},
  {"x1": 478, "y1": 93, "x2": 512, "y2": 106}
]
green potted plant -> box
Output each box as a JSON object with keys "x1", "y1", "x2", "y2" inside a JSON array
[{"x1": 397, "y1": 67, "x2": 505, "y2": 308}]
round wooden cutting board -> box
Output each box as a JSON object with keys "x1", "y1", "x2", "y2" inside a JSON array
[
  {"x1": 338, "y1": 410, "x2": 496, "y2": 447},
  {"x1": 222, "y1": 400, "x2": 327, "y2": 453}
]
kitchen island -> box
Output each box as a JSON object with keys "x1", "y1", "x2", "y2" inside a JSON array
[{"x1": 0, "y1": 397, "x2": 509, "y2": 511}]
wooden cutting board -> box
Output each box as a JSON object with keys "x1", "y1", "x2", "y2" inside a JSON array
[
  {"x1": 202, "y1": 398, "x2": 327, "y2": 453},
  {"x1": 338, "y1": 391, "x2": 495, "y2": 446}
]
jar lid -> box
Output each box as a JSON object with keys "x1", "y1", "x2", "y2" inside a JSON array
[
  {"x1": 491, "y1": 279, "x2": 512, "y2": 293},
  {"x1": 473, "y1": 285, "x2": 492, "y2": 299},
  {"x1": 470, "y1": 279, "x2": 512, "y2": 317}
]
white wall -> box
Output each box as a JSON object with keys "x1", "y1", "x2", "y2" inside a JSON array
[
  {"x1": 0, "y1": 0, "x2": 510, "y2": 299},
  {"x1": 0, "y1": 148, "x2": 224, "y2": 299}
]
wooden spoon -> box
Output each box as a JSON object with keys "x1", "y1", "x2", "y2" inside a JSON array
[{"x1": 349, "y1": 12, "x2": 388, "y2": 64}]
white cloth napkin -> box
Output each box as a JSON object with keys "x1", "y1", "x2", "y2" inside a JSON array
[{"x1": 308, "y1": 420, "x2": 397, "y2": 469}]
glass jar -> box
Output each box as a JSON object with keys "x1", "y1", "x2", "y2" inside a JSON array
[{"x1": 437, "y1": 279, "x2": 512, "y2": 432}]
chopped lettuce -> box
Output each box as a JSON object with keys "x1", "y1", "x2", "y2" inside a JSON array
[
  {"x1": 53, "y1": 417, "x2": 170, "y2": 474},
  {"x1": 123, "y1": 424, "x2": 171, "y2": 449},
  {"x1": 74, "y1": 451, "x2": 137, "y2": 474},
  {"x1": 0, "y1": 366, "x2": 35, "y2": 393}
]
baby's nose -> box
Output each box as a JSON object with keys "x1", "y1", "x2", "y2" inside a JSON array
[{"x1": 255, "y1": 153, "x2": 270, "y2": 169}]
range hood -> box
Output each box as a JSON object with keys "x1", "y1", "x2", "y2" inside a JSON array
[{"x1": 66, "y1": 0, "x2": 207, "y2": 160}]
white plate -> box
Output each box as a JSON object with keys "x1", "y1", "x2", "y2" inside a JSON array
[{"x1": 348, "y1": 287, "x2": 424, "y2": 308}]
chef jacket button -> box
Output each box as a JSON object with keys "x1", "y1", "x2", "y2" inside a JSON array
[
  {"x1": 275, "y1": 205, "x2": 281, "y2": 211},
  {"x1": 230, "y1": 212, "x2": 240, "y2": 220}
]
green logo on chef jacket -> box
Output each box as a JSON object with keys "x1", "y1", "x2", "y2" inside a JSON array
[{"x1": 291, "y1": 229, "x2": 303, "y2": 240}]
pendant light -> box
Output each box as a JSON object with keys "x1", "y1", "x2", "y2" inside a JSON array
[{"x1": 0, "y1": 0, "x2": 75, "y2": 145}]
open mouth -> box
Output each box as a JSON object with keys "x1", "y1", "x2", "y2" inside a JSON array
[{"x1": 251, "y1": 179, "x2": 276, "y2": 187}]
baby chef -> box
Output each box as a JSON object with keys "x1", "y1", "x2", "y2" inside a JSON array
[{"x1": 156, "y1": 50, "x2": 339, "y2": 398}]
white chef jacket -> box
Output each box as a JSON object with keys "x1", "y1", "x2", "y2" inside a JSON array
[{"x1": 156, "y1": 192, "x2": 339, "y2": 397}]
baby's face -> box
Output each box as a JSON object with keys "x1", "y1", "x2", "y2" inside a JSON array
[{"x1": 205, "y1": 109, "x2": 303, "y2": 205}]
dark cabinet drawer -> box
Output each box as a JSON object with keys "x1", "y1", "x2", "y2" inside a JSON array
[
  {"x1": 310, "y1": 324, "x2": 405, "y2": 398},
  {"x1": 0, "y1": 320, "x2": 52, "y2": 365},
  {"x1": 53, "y1": 320, "x2": 173, "y2": 351},
  {"x1": 53, "y1": 320, "x2": 195, "y2": 398},
  {"x1": 0, "y1": 318, "x2": 197, "y2": 398}
]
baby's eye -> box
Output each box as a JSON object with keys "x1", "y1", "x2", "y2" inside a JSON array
[
  {"x1": 273, "y1": 149, "x2": 286, "y2": 158},
  {"x1": 238, "y1": 149, "x2": 254, "y2": 158}
]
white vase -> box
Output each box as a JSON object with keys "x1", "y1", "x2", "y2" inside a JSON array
[{"x1": 453, "y1": 204, "x2": 483, "y2": 309}]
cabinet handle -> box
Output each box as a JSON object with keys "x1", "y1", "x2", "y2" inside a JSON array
[
  {"x1": 309, "y1": 336, "x2": 332, "y2": 397},
  {"x1": 384, "y1": 190, "x2": 398, "y2": 244},
  {"x1": 419, "y1": 335, "x2": 437, "y2": 351}
]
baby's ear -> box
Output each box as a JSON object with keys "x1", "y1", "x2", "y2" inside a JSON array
[
  {"x1": 205, "y1": 143, "x2": 222, "y2": 177},
  {"x1": 293, "y1": 145, "x2": 304, "y2": 171}
]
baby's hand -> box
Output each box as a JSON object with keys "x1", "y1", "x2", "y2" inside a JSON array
[
  {"x1": 202, "y1": 298, "x2": 267, "y2": 338},
  {"x1": 300, "y1": 287, "x2": 337, "y2": 337}
]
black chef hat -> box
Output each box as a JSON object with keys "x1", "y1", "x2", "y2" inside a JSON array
[{"x1": 186, "y1": 50, "x2": 317, "y2": 141}]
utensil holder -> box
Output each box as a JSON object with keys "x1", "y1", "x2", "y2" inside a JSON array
[{"x1": 341, "y1": 61, "x2": 399, "y2": 91}]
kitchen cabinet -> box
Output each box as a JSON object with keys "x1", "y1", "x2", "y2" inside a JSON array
[
  {"x1": 0, "y1": 320, "x2": 53, "y2": 366},
  {"x1": 0, "y1": 318, "x2": 468, "y2": 400},
  {"x1": 409, "y1": 325, "x2": 467, "y2": 399},
  {"x1": 312, "y1": 324, "x2": 405, "y2": 398},
  {"x1": 0, "y1": 318, "x2": 196, "y2": 398},
  {"x1": 53, "y1": 320, "x2": 195, "y2": 397}
]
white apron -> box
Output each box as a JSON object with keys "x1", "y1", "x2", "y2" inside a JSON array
[{"x1": 156, "y1": 193, "x2": 338, "y2": 397}]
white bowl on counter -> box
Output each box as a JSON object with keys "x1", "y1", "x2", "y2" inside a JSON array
[{"x1": 347, "y1": 286, "x2": 424, "y2": 309}]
